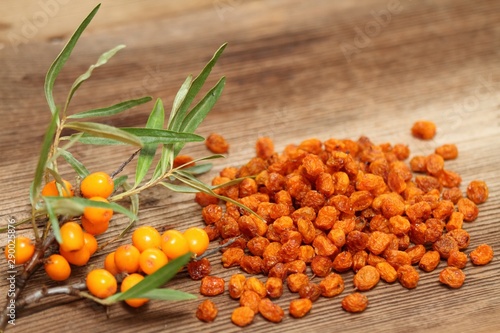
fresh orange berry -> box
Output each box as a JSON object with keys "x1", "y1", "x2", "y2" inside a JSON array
[
  {"x1": 139, "y1": 248, "x2": 168, "y2": 275},
  {"x1": 161, "y1": 229, "x2": 190, "y2": 259},
  {"x1": 80, "y1": 172, "x2": 114, "y2": 199},
  {"x1": 81, "y1": 216, "x2": 109, "y2": 235},
  {"x1": 83, "y1": 232, "x2": 98, "y2": 256},
  {"x1": 4, "y1": 236, "x2": 35, "y2": 265},
  {"x1": 59, "y1": 221, "x2": 85, "y2": 252},
  {"x1": 183, "y1": 227, "x2": 209, "y2": 256},
  {"x1": 83, "y1": 197, "x2": 113, "y2": 225},
  {"x1": 121, "y1": 273, "x2": 149, "y2": 308},
  {"x1": 41, "y1": 179, "x2": 74, "y2": 197},
  {"x1": 44, "y1": 254, "x2": 71, "y2": 281},
  {"x1": 114, "y1": 244, "x2": 140, "y2": 273},
  {"x1": 104, "y1": 252, "x2": 119, "y2": 276},
  {"x1": 59, "y1": 246, "x2": 90, "y2": 266},
  {"x1": 132, "y1": 226, "x2": 161, "y2": 252},
  {"x1": 86, "y1": 269, "x2": 117, "y2": 299}
]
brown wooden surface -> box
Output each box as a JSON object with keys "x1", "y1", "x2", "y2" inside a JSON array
[{"x1": 1, "y1": 0, "x2": 500, "y2": 332}]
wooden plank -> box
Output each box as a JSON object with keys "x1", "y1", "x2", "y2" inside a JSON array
[{"x1": 1, "y1": 0, "x2": 500, "y2": 332}]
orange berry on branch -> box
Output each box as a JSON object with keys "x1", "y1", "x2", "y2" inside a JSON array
[
  {"x1": 114, "y1": 244, "x2": 140, "y2": 273},
  {"x1": 121, "y1": 273, "x2": 149, "y2": 308},
  {"x1": 59, "y1": 246, "x2": 91, "y2": 266},
  {"x1": 161, "y1": 229, "x2": 190, "y2": 259},
  {"x1": 80, "y1": 171, "x2": 114, "y2": 199},
  {"x1": 41, "y1": 179, "x2": 74, "y2": 197},
  {"x1": 139, "y1": 248, "x2": 168, "y2": 275},
  {"x1": 132, "y1": 226, "x2": 161, "y2": 252},
  {"x1": 59, "y1": 221, "x2": 85, "y2": 252},
  {"x1": 183, "y1": 227, "x2": 209, "y2": 256},
  {"x1": 83, "y1": 197, "x2": 113, "y2": 225},
  {"x1": 44, "y1": 254, "x2": 71, "y2": 281},
  {"x1": 83, "y1": 232, "x2": 98, "y2": 256},
  {"x1": 86, "y1": 269, "x2": 117, "y2": 299},
  {"x1": 4, "y1": 236, "x2": 35, "y2": 265},
  {"x1": 81, "y1": 216, "x2": 109, "y2": 235},
  {"x1": 104, "y1": 252, "x2": 119, "y2": 276}
]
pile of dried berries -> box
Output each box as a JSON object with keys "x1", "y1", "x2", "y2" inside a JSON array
[{"x1": 190, "y1": 121, "x2": 492, "y2": 326}]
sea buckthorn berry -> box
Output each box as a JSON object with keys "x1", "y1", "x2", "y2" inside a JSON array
[
  {"x1": 342, "y1": 293, "x2": 368, "y2": 313},
  {"x1": 59, "y1": 246, "x2": 90, "y2": 266},
  {"x1": 104, "y1": 252, "x2": 119, "y2": 276},
  {"x1": 5, "y1": 236, "x2": 35, "y2": 265},
  {"x1": 289, "y1": 298, "x2": 313, "y2": 318},
  {"x1": 221, "y1": 247, "x2": 245, "y2": 268},
  {"x1": 397, "y1": 265, "x2": 419, "y2": 289},
  {"x1": 419, "y1": 250, "x2": 440, "y2": 272},
  {"x1": 231, "y1": 306, "x2": 255, "y2": 327},
  {"x1": 229, "y1": 274, "x2": 246, "y2": 299},
  {"x1": 469, "y1": 244, "x2": 494, "y2": 266},
  {"x1": 447, "y1": 229, "x2": 470, "y2": 250},
  {"x1": 353, "y1": 265, "x2": 380, "y2": 291},
  {"x1": 256, "y1": 136, "x2": 275, "y2": 159},
  {"x1": 405, "y1": 245, "x2": 426, "y2": 265},
  {"x1": 457, "y1": 198, "x2": 479, "y2": 222},
  {"x1": 205, "y1": 133, "x2": 229, "y2": 154},
  {"x1": 265, "y1": 277, "x2": 283, "y2": 299},
  {"x1": 183, "y1": 227, "x2": 209, "y2": 256},
  {"x1": 200, "y1": 276, "x2": 225, "y2": 296},
  {"x1": 310, "y1": 255, "x2": 332, "y2": 277},
  {"x1": 83, "y1": 197, "x2": 113, "y2": 225},
  {"x1": 83, "y1": 232, "x2": 97, "y2": 256},
  {"x1": 114, "y1": 244, "x2": 140, "y2": 273},
  {"x1": 319, "y1": 273, "x2": 345, "y2": 297},
  {"x1": 435, "y1": 143, "x2": 458, "y2": 160},
  {"x1": 196, "y1": 299, "x2": 218, "y2": 322},
  {"x1": 411, "y1": 120, "x2": 436, "y2": 140},
  {"x1": 81, "y1": 216, "x2": 109, "y2": 235},
  {"x1": 425, "y1": 154, "x2": 445, "y2": 175},
  {"x1": 121, "y1": 273, "x2": 148, "y2": 308},
  {"x1": 41, "y1": 179, "x2": 74, "y2": 197},
  {"x1": 161, "y1": 229, "x2": 190, "y2": 259},
  {"x1": 447, "y1": 249, "x2": 468, "y2": 269},
  {"x1": 376, "y1": 262, "x2": 398, "y2": 283},
  {"x1": 201, "y1": 204, "x2": 223, "y2": 225},
  {"x1": 439, "y1": 267, "x2": 465, "y2": 289},
  {"x1": 86, "y1": 269, "x2": 117, "y2": 299},
  {"x1": 240, "y1": 290, "x2": 261, "y2": 314},
  {"x1": 44, "y1": 254, "x2": 71, "y2": 281},
  {"x1": 259, "y1": 298, "x2": 285, "y2": 323},
  {"x1": 139, "y1": 248, "x2": 168, "y2": 275},
  {"x1": 299, "y1": 282, "x2": 322, "y2": 302},
  {"x1": 80, "y1": 171, "x2": 114, "y2": 199},
  {"x1": 287, "y1": 273, "x2": 309, "y2": 293},
  {"x1": 433, "y1": 235, "x2": 459, "y2": 259},
  {"x1": 187, "y1": 257, "x2": 211, "y2": 280},
  {"x1": 442, "y1": 187, "x2": 462, "y2": 204},
  {"x1": 132, "y1": 226, "x2": 161, "y2": 252},
  {"x1": 244, "y1": 277, "x2": 267, "y2": 298},
  {"x1": 410, "y1": 156, "x2": 427, "y2": 173},
  {"x1": 240, "y1": 255, "x2": 264, "y2": 275},
  {"x1": 466, "y1": 180, "x2": 489, "y2": 204},
  {"x1": 173, "y1": 155, "x2": 195, "y2": 169},
  {"x1": 59, "y1": 221, "x2": 85, "y2": 252}
]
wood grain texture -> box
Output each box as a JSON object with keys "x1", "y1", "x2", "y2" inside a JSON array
[{"x1": 1, "y1": 0, "x2": 500, "y2": 332}]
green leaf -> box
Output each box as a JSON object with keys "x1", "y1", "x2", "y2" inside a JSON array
[
  {"x1": 135, "y1": 99, "x2": 165, "y2": 186},
  {"x1": 68, "y1": 97, "x2": 152, "y2": 119},
  {"x1": 167, "y1": 75, "x2": 193, "y2": 128},
  {"x1": 159, "y1": 182, "x2": 199, "y2": 193},
  {"x1": 64, "y1": 134, "x2": 127, "y2": 145},
  {"x1": 120, "y1": 128, "x2": 204, "y2": 145},
  {"x1": 105, "y1": 252, "x2": 192, "y2": 303},
  {"x1": 43, "y1": 198, "x2": 62, "y2": 243},
  {"x1": 180, "y1": 163, "x2": 213, "y2": 175},
  {"x1": 113, "y1": 175, "x2": 128, "y2": 189},
  {"x1": 43, "y1": 197, "x2": 137, "y2": 222},
  {"x1": 169, "y1": 43, "x2": 227, "y2": 132},
  {"x1": 44, "y1": 4, "x2": 100, "y2": 115},
  {"x1": 30, "y1": 109, "x2": 59, "y2": 206},
  {"x1": 58, "y1": 149, "x2": 90, "y2": 178},
  {"x1": 64, "y1": 122, "x2": 143, "y2": 147},
  {"x1": 64, "y1": 45, "x2": 126, "y2": 112},
  {"x1": 130, "y1": 288, "x2": 196, "y2": 301}
]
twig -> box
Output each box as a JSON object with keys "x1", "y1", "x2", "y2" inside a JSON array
[
  {"x1": 15, "y1": 282, "x2": 87, "y2": 311},
  {"x1": 110, "y1": 148, "x2": 141, "y2": 179}
]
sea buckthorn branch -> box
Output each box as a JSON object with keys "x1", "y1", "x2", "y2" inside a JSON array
[{"x1": 14, "y1": 282, "x2": 87, "y2": 311}]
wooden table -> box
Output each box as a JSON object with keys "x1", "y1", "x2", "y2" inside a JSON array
[{"x1": 1, "y1": 0, "x2": 499, "y2": 332}]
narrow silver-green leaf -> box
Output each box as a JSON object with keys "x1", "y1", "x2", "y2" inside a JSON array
[
  {"x1": 180, "y1": 163, "x2": 213, "y2": 175},
  {"x1": 68, "y1": 97, "x2": 152, "y2": 119},
  {"x1": 174, "y1": 77, "x2": 225, "y2": 155},
  {"x1": 160, "y1": 182, "x2": 200, "y2": 193},
  {"x1": 64, "y1": 122, "x2": 143, "y2": 147},
  {"x1": 64, "y1": 45, "x2": 126, "y2": 111},
  {"x1": 105, "y1": 252, "x2": 192, "y2": 303},
  {"x1": 44, "y1": 198, "x2": 62, "y2": 243},
  {"x1": 64, "y1": 134, "x2": 127, "y2": 145},
  {"x1": 167, "y1": 75, "x2": 193, "y2": 128},
  {"x1": 44, "y1": 4, "x2": 100, "y2": 115},
  {"x1": 121, "y1": 128, "x2": 204, "y2": 145},
  {"x1": 113, "y1": 175, "x2": 128, "y2": 189},
  {"x1": 30, "y1": 109, "x2": 59, "y2": 206},
  {"x1": 44, "y1": 197, "x2": 137, "y2": 221},
  {"x1": 133, "y1": 288, "x2": 197, "y2": 301},
  {"x1": 135, "y1": 99, "x2": 165, "y2": 186},
  {"x1": 58, "y1": 149, "x2": 90, "y2": 178},
  {"x1": 169, "y1": 43, "x2": 227, "y2": 132}
]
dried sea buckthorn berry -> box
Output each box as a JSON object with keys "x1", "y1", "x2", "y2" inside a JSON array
[
  {"x1": 256, "y1": 136, "x2": 275, "y2": 159},
  {"x1": 132, "y1": 226, "x2": 161, "y2": 252},
  {"x1": 447, "y1": 249, "x2": 467, "y2": 269},
  {"x1": 196, "y1": 299, "x2": 218, "y2": 322},
  {"x1": 60, "y1": 246, "x2": 90, "y2": 266},
  {"x1": 183, "y1": 227, "x2": 209, "y2": 256},
  {"x1": 353, "y1": 265, "x2": 380, "y2": 291},
  {"x1": 41, "y1": 179, "x2": 74, "y2": 197},
  {"x1": 205, "y1": 133, "x2": 229, "y2": 154},
  {"x1": 439, "y1": 267, "x2": 465, "y2": 289},
  {"x1": 470, "y1": 244, "x2": 494, "y2": 266},
  {"x1": 435, "y1": 143, "x2": 458, "y2": 160},
  {"x1": 289, "y1": 298, "x2": 313, "y2": 318},
  {"x1": 44, "y1": 254, "x2": 71, "y2": 281},
  {"x1": 5, "y1": 236, "x2": 35, "y2": 265},
  {"x1": 411, "y1": 120, "x2": 436, "y2": 140},
  {"x1": 231, "y1": 306, "x2": 255, "y2": 327},
  {"x1": 341, "y1": 293, "x2": 368, "y2": 313},
  {"x1": 457, "y1": 198, "x2": 479, "y2": 222},
  {"x1": 114, "y1": 244, "x2": 140, "y2": 273},
  {"x1": 86, "y1": 269, "x2": 117, "y2": 299},
  {"x1": 259, "y1": 298, "x2": 285, "y2": 323},
  {"x1": 81, "y1": 215, "x2": 109, "y2": 235},
  {"x1": 376, "y1": 262, "x2": 397, "y2": 283},
  {"x1": 466, "y1": 180, "x2": 489, "y2": 204},
  {"x1": 173, "y1": 155, "x2": 195, "y2": 169},
  {"x1": 240, "y1": 290, "x2": 261, "y2": 314},
  {"x1": 265, "y1": 277, "x2": 283, "y2": 299},
  {"x1": 228, "y1": 274, "x2": 246, "y2": 299},
  {"x1": 80, "y1": 171, "x2": 114, "y2": 199},
  {"x1": 83, "y1": 197, "x2": 113, "y2": 225},
  {"x1": 319, "y1": 273, "x2": 345, "y2": 297},
  {"x1": 59, "y1": 221, "x2": 85, "y2": 252},
  {"x1": 418, "y1": 250, "x2": 440, "y2": 272},
  {"x1": 139, "y1": 248, "x2": 168, "y2": 275},
  {"x1": 397, "y1": 265, "x2": 419, "y2": 289},
  {"x1": 200, "y1": 276, "x2": 225, "y2": 296},
  {"x1": 121, "y1": 273, "x2": 148, "y2": 308},
  {"x1": 161, "y1": 229, "x2": 190, "y2": 259},
  {"x1": 187, "y1": 257, "x2": 211, "y2": 280},
  {"x1": 104, "y1": 252, "x2": 119, "y2": 276}
]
